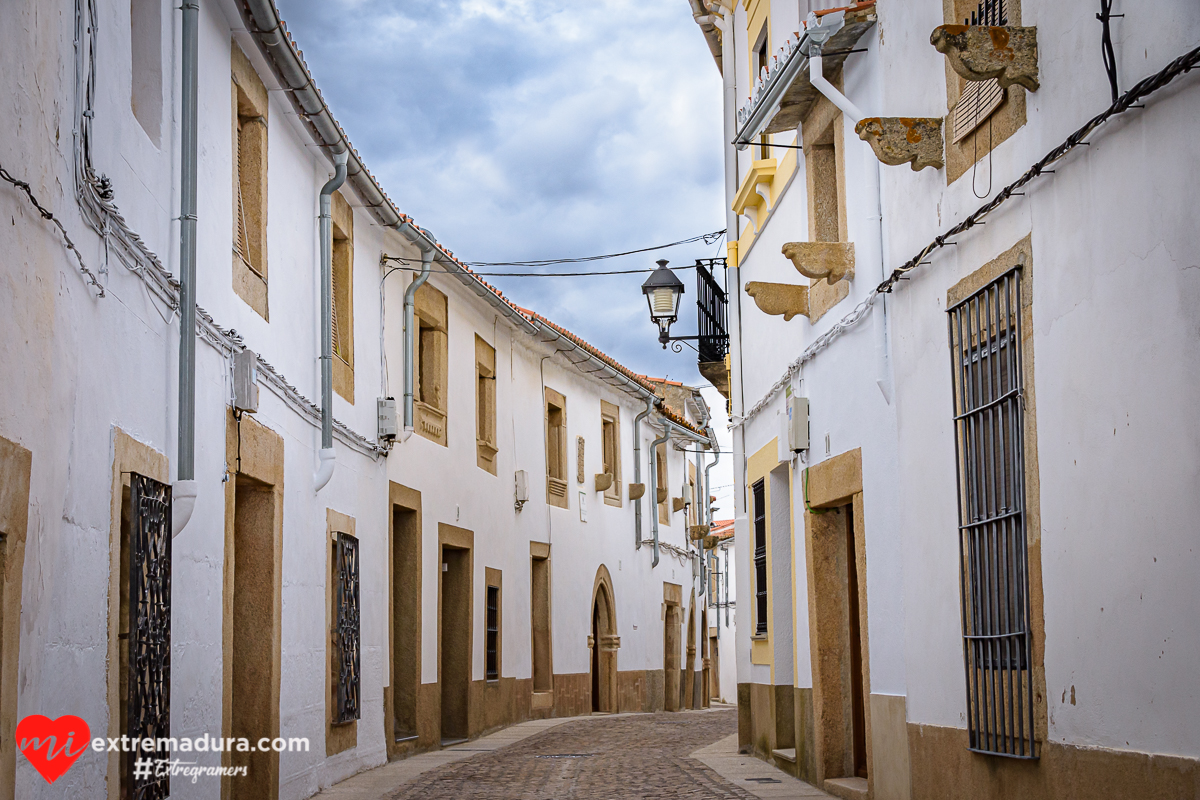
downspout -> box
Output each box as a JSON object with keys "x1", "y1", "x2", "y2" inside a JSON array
[
  {"x1": 173, "y1": 0, "x2": 199, "y2": 536},
  {"x1": 649, "y1": 423, "x2": 672, "y2": 568},
  {"x1": 314, "y1": 148, "x2": 349, "y2": 492},
  {"x1": 704, "y1": 439, "x2": 721, "y2": 526},
  {"x1": 632, "y1": 395, "x2": 655, "y2": 550},
  {"x1": 399, "y1": 222, "x2": 435, "y2": 443},
  {"x1": 807, "y1": 31, "x2": 893, "y2": 401}
]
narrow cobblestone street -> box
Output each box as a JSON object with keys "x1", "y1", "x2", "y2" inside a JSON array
[{"x1": 319, "y1": 709, "x2": 832, "y2": 800}]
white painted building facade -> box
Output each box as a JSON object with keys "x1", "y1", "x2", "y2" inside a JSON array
[
  {"x1": 0, "y1": 1, "x2": 720, "y2": 799},
  {"x1": 690, "y1": 0, "x2": 1200, "y2": 797}
]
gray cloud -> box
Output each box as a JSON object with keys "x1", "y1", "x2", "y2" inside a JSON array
[{"x1": 277, "y1": 0, "x2": 727, "y2": 382}]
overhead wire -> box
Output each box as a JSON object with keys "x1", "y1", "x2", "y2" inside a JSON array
[{"x1": 462, "y1": 229, "x2": 725, "y2": 267}]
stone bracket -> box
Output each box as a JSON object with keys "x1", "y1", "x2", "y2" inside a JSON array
[
  {"x1": 628, "y1": 482, "x2": 645, "y2": 500},
  {"x1": 855, "y1": 117, "x2": 945, "y2": 171},
  {"x1": 931, "y1": 25, "x2": 1040, "y2": 91},
  {"x1": 781, "y1": 242, "x2": 855, "y2": 285},
  {"x1": 672, "y1": 497, "x2": 687, "y2": 513},
  {"x1": 594, "y1": 472, "x2": 614, "y2": 492},
  {"x1": 745, "y1": 281, "x2": 810, "y2": 322}
]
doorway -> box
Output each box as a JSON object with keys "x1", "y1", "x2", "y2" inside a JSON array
[
  {"x1": 590, "y1": 567, "x2": 618, "y2": 713},
  {"x1": 390, "y1": 487, "x2": 421, "y2": 749},
  {"x1": 808, "y1": 501, "x2": 870, "y2": 783},
  {"x1": 684, "y1": 604, "x2": 696, "y2": 709},
  {"x1": 231, "y1": 475, "x2": 280, "y2": 799},
  {"x1": 439, "y1": 544, "x2": 471, "y2": 743},
  {"x1": 663, "y1": 606, "x2": 681, "y2": 711}
]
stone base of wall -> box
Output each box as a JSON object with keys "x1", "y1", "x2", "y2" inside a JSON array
[
  {"x1": 737, "y1": 682, "x2": 799, "y2": 773},
  {"x1": 908, "y1": 723, "x2": 1200, "y2": 800}
]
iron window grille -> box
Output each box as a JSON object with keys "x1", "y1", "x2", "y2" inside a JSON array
[
  {"x1": 696, "y1": 259, "x2": 729, "y2": 364},
  {"x1": 129, "y1": 473, "x2": 172, "y2": 800},
  {"x1": 333, "y1": 532, "x2": 361, "y2": 724},
  {"x1": 752, "y1": 480, "x2": 768, "y2": 637},
  {"x1": 486, "y1": 586, "x2": 500, "y2": 681},
  {"x1": 947, "y1": 266, "x2": 1036, "y2": 759},
  {"x1": 965, "y1": 0, "x2": 1007, "y2": 26}
]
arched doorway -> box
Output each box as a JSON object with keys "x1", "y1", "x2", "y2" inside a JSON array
[{"x1": 589, "y1": 566, "x2": 619, "y2": 713}]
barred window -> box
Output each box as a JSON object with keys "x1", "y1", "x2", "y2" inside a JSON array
[
  {"x1": 752, "y1": 480, "x2": 767, "y2": 637},
  {"x1": 486, "y1": 585, "x2": 500, "y2": 681},
  {"x1": 127, "y1": 473, "x2": 172, "y2": 800},
  {"x1": 333, "y1": 532, "x2": 360, "y2": 724},
  {"x1": 947, "y1": 266, "x2": 1035, "y2": 758}
]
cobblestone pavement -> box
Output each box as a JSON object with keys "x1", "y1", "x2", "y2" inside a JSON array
[{"x1": 386, "y1": 710, "x2": 758, "y2": 800}]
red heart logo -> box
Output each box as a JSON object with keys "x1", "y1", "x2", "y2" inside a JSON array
[{"x1": 15, "y1": 715, "x2": 91, "y2": 784}]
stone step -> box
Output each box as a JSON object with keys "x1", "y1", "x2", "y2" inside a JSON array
[
  {"x1": 823, "y1": 776, "x2": 868, "y2": 800},
  {"x1": 771, "y1": 747, "x2": 797, "y2": 764}
]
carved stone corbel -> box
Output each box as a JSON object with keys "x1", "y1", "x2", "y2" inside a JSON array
[
  {"x1": 629, "y1": 482, "x2": 645, "y2": 500},
  {"x1": 672, "y1": 497, "x2": 687, "y2": 513},
  {"x1": 657, "y1": 487, "x2": 668, "y2": 503},
  {"x1": 703, "y1": 534, "x2": 719, "y2": 549},
  {"x1": 594, "y1": 473, "x2": 614, "y2": 492},
  {"x1": 745, "y1": 281, "x2": 810, "y2": 322},
  {"x1": 781, "y1": 242, "x2": 855, "y2": 285},
  {"x1": 855, "y1": 117, "x2": 945, "y2": 171},
  {"x1": 690, "y1": 524, "x2": 710, "y2": 541},
  {"x1": 930, "y1": 25, "x2": 1039, "y2": 91}
]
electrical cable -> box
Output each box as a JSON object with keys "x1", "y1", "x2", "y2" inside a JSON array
[
  {"x1": 381, "y1": 261, "x2": 706, "y2": 278},
  {"x1": 0, "y1": 163, "x2": 104, "y2": 296},
  {"x1": 462, "y1": 229, "x2": 725, "y2": 267}
]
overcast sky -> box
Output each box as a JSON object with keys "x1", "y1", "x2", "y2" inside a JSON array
[{"x1": 276, "y1": 0, "x2": 737, "y2": 517}]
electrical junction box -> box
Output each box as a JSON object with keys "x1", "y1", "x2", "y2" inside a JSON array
[
  {"x1": 233, "y1": 349, "x2": 259, "y2": 413},
  {"x1": 377, "y1": 397, "x2": 397, "y2": 441},
  {"x1": 514, "y1": 470, "x2": 529, "y2": 504},
  {"x1": 782, "y1": 387, "x2": 809, "y2": 453}
]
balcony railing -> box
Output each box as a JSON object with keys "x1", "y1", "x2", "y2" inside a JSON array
[{"x1": 696, "y1": 259, "x2": 728, "y2": 365}]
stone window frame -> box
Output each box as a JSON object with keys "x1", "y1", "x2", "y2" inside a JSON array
[
  {"x1": 414, "y1": 282, "x2": 448, "y2": 447},
  {"x1": 600, "y1": 400, "x2": 622, "y2": 507},
  {"x1": 0, "y1": 437, "x2": 31, "y2": 798},
  {"x1": 655, "y1": 442, "x2": 670, "y2": 525},
  {"x1": 326, "y1": 510, "x2": 359, "y2": 755},
  {"x1": 545, "y1": 387, "x2": 568, "y2": 509},
  {"x1": 942, "y1": 0, "x2": 1027, "y2": 185},
  {"x1": 475, "y1": 335, "x2": 498, "y2": 474},
  {"x1": 231, "y1": 42, "x2": 269, "y2": 320},
  {"x1": 484, "y1": 568, "x2": 502, "y2": 683},
  {"x1": 801, "y1": 88, "x2": 851, "y2": 323}
]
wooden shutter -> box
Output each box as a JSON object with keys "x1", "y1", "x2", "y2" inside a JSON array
[{"x1": 951, "y1": 78, "x2": 1005, "y2": 144}]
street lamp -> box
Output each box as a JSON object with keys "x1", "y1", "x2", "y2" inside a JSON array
[{"x1": 641, "y1": 259, "x2": 685, "y2": 347}]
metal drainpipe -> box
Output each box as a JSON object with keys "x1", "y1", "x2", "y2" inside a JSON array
[
  {"x1": 314, "y1": 149, "x2": 348, "y2": 492},
  {"x1": 649, "y1": 423, "x2": 672, "y2": 568},
  {"x1": 632, "y1": 395, "x2": 655, "y2": 549},
  {"x1": 399, "y1": 223, "x2": 434, "y2": 442},
  {"x1": 172, "y1": 0, "x2": 199, "y2": 536},
  {"x1": 704, "y1": 438, "x2": 721, "y2": 526},
  {"x1": 808, "y1": 43, "x2": 893, "y2": 401}
]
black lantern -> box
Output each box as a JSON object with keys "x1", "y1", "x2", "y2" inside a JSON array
[{"x1": 641, "y1": 259, "x2": 685, "y2": 346}]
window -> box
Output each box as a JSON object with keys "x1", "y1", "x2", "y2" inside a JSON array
[
  {"x1": 414, "y1": 283, "x2": 448, "y2": 446},
  {"x1": 600, "y1": 401, "x2": 621, "y2": 506},
  {"x1": 231, "y1": 43, "x2": 269, "y2": 319},
  {"x1": 545, "y1": 388, "x2": 568, "y2": 508},
  {"x1": 485, "y1": 585, "x2": 500, "y2": 681},
  {"x1": 655, "y1": 443, "x2": 669, "y2": 524},
  {"x1": 943, "y1": 0, "x2": 1026, "y2": 183},
  {"x1": 530, "y1": 551, "x2": 552, "y2": 693},
  {"x1": 801, "y1": 94, "x2": 849, "y2": 322},
  {"x1": 752, "y1": 479, "x2": 767, "y2": 636},
  {"x1": 331, "y1": 191, "x2": 354, "y2": 403},
  {"x1": 332, "y1": 531, "x2": 360, "y2": 724},
  {"x1": 476, "y1": 336, "x2": 497, "y2": 473},
  {"x1": 130, "y1": 0, "x2": 162, "y2": 145},
  {"x1": 123, "y1": 473, "x2": 171, "y2": 800},
  {"x1": 753, "y1": 29, "x2": 771, "y2": 159},
  {"x1": 947, "y1": 265, "x2": 1035, "y2": 758}
]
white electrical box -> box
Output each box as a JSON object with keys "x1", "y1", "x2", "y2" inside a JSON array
[
  {"x1": 514, "y1": 470, "x2": 529, "y2": 504},
  {"x1": 377, "y1": 398, "x2": 397, "y2": 441},
  {"x1": 788, "y1": 394, "x2": 810, "y2": 452},
  {"x1": 233, "y1": 349, "x2": 259, "y2": 413}
]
